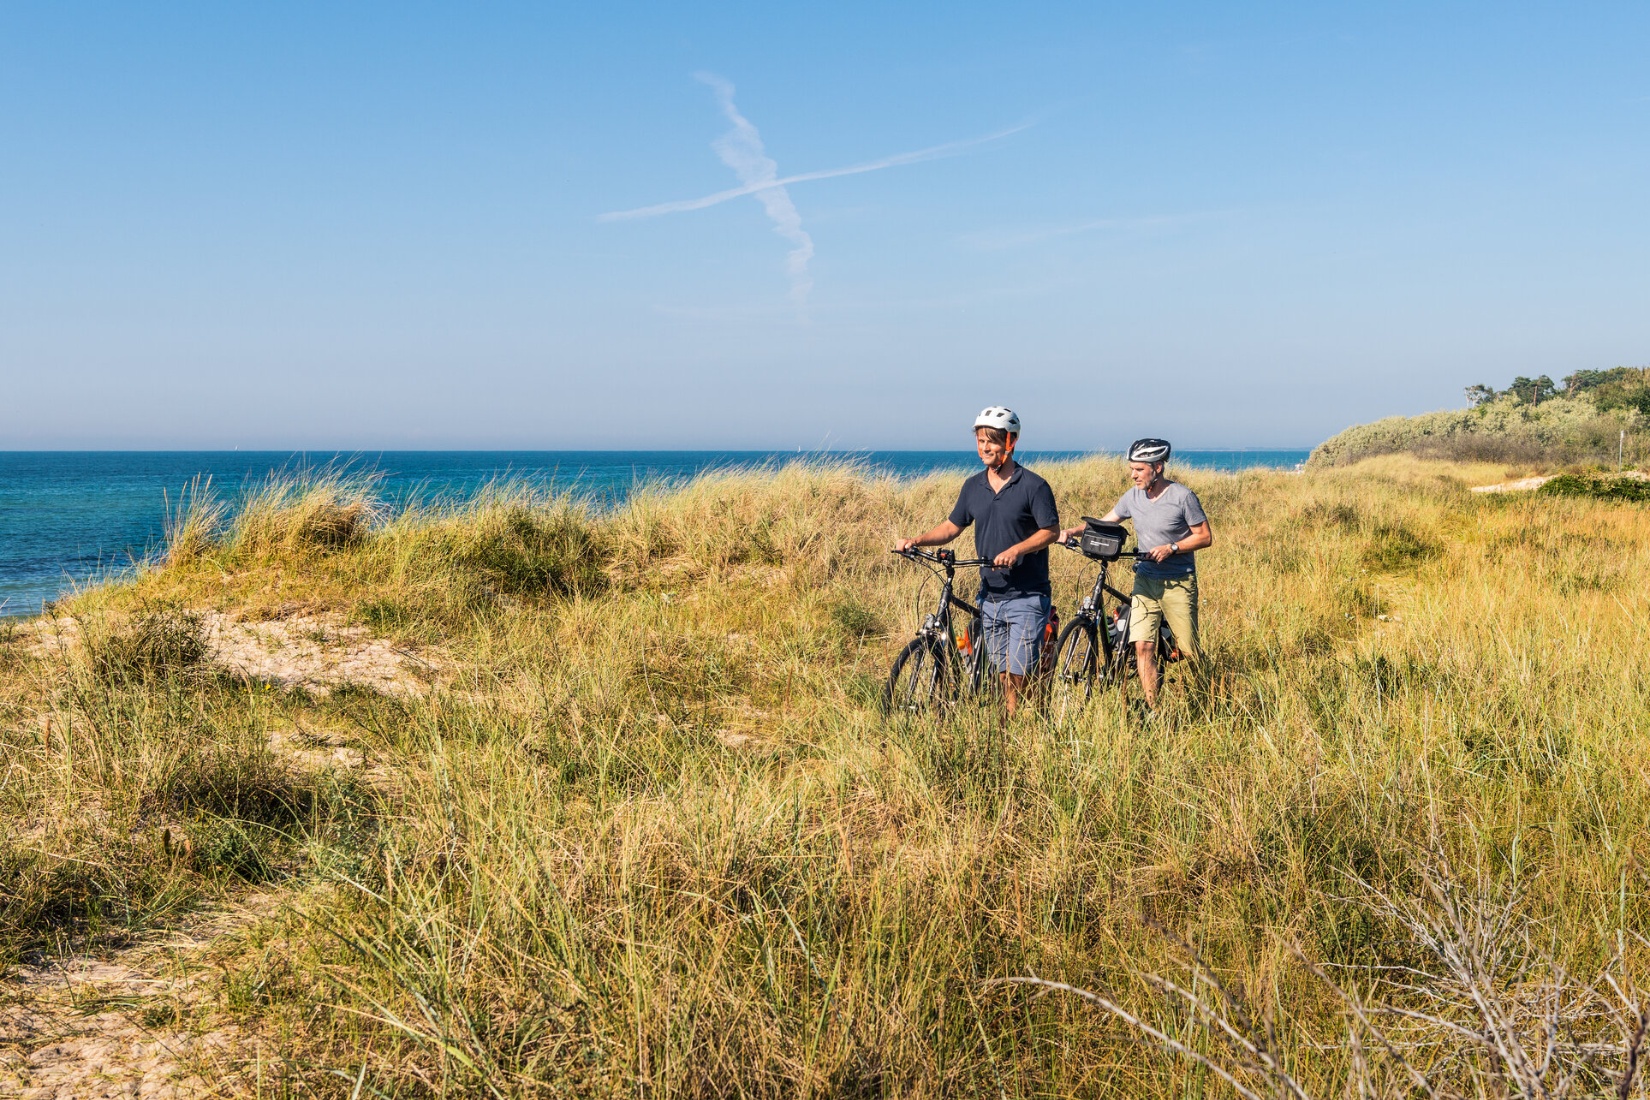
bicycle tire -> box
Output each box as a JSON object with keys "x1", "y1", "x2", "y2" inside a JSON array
[
  {"x1": 1149, "y1": 626, "x2": 1169, "y2": 697},
  {"x1": 1107, "y1": 623, "x2": 1135, "y2": 703},
  {"x1": 1049, "y1": 618, "x2": 1099, "y2": 711},
  {"x1": 882, "y1": 636, "x2": 955, "y2": 715},
  {"x1": 1112, "y1": 628, "x2": 1167, "y2": 707}
]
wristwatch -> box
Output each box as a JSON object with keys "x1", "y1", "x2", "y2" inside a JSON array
[{"x1": 1169, "y1": 541, "x2": 1180, "y2": 554}]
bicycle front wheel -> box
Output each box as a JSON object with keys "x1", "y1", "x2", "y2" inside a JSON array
[
  {"x1": 882, "y1": 637, "x2": 955, "y2": 715},
  {"x1": 1048, "y1": 619, "x2": 1099, "y2": 713}
]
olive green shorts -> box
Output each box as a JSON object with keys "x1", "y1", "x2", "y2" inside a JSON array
[{"x1": 1128, "y1": 573, "x2": 1201, "y2": 661}]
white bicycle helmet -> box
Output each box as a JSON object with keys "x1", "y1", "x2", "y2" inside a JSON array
[
  {"x1": 1126, "y1": 437, "x2": 1172, "y2": 464},
  {"x1": 973, "y1": 406, "x2": 1021, "y2": 435}
]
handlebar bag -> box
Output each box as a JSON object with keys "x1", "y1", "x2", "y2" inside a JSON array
[{"x1": 1079, "y1": 518, "x2": 1127, "y2": 561}]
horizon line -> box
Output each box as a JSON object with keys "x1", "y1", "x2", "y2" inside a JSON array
[{"x1": 0, "y1": 445, "x2": 1319, "y2": 454}]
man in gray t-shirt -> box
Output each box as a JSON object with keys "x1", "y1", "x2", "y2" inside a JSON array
[
  {"x1": 1113, "y1": 480, "x2": 1206, "y2": 580},
  {"x1": 1061, "y1": 438, "x2": 1213, "y2": 708}
]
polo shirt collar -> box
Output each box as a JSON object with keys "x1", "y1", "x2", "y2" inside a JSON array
[{"x1": 986, "y1": 462, "x2": 1022, "y2": 491}]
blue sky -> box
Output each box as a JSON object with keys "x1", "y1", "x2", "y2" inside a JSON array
[{"x1": 1, "y1": 2, "x2": 1645, "y2": 450}]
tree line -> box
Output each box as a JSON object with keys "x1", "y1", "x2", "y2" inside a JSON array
[{"x1": 1465, "y1": 366, "x2": 1650, "y2": 414}]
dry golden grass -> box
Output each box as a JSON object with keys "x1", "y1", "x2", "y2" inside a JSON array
[{"x1": 3, "y1": 455, "x2": 1649, "y2": 1096}]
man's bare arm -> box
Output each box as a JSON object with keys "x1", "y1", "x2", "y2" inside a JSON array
[
  {"x1": 1059, "y1": 510, "x2": 1123, "y2": 542},
  {"x1": 894, "y1": 520, "x2": 963, "y2": 553},
  {"x1": 1142, "y1": 519, "x2": 1212, "y2": 562},
  {"x1": 993, "y1": 526, "x2": 1061, "y2": 569}
]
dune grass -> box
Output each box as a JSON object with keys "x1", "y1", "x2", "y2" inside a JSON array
[{"x1": 3, "y1": 455, "x2": 1649, "y2": 1096}]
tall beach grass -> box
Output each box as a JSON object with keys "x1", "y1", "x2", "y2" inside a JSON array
[{"x1": 2, "y1": 454, "x2": 1648, "y2": 1095}]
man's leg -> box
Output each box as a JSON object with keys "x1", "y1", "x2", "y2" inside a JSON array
[
  {"x1": 1128, "y1": 580, "x2": 1167, "y2": 709},
  {"x1": 980, "y1": 599, "x2": 1013, "y2": 712},
  {"x1": 992, "y1": 595, "x2": 1048, "y2": 717},
  {"x1": 1135, "y1": 638, "x2": 1160, "y2": 708},
  {"x1": 1001, "y1": 672, "x2": 1024, "y2": 715},
  {"x1": 1159, "y1": 576, "x2": 1201, "y2": 667}
]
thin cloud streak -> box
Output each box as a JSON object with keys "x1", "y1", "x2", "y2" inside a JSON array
[
  {"x1": 599, "y1": 123, "x2": 1032, "y2": 222},
  {"x1": 694, "y1": 73, "x2": 814, "y2": 305}
]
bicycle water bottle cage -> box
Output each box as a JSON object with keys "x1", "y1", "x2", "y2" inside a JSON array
[
  {"x1": 936, "y1": 549, "x2": 955, "y2": 564},
  {"x1": 1078, "y1": 518, "x2": 1127, "y2": 561}
]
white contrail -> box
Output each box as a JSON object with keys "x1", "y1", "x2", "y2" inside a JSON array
[
  {"x1": 598, "y1": 122, "x2": 1030, "y2": 223},
  {"x1": 685, "y1": 73, "x2": 815, "y2": 305},
  {"x1": 600, "y1": 74, "x2": 1028, "y2": 306}
]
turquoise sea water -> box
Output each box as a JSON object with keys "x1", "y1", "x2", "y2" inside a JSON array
[{"x1": 0, "y1": 450, "x2": 1308, "y2": 616}]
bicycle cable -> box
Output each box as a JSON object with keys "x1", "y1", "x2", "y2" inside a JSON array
[
  {"x1": 910, "y1": 560, "x2": 942, "y2": 633},
  {"x1": 895, "y1": 552, "x2": 950, "y2": 635}
]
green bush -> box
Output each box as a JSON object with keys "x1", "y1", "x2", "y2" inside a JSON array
[
  {"x1": 1309, "y1": 388, "x2": 1643, "y2": 468},
  {"x1": 0, "y1": 844, "x2": 163, "y2": 960},
  {"x1": 1362, "y1": 523, "x2": 1440, "y2": 570},
  {"x1": 1539, "y1": 473, "x2": 1650, "y2": 502}
]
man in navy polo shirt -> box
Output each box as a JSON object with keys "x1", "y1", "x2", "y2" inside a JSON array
[{"x1": 895, "y1": 407, "x2": 1061, "y2": 716}]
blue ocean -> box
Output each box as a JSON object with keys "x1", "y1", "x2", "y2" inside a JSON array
[{"x1": 0, "y1": 450, "x2": 1308, "y2": 616}]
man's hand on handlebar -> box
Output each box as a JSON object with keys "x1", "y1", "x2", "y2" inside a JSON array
[
  {"x1": 1145, "y1": 543, "x2": 1175, "y2": 563},
  {"x1": 894, "y1": 520, "x2": 962, "y2": 556},
  {"x1": 993, "y1": 547, "x2": 1022, "y2": 569}
]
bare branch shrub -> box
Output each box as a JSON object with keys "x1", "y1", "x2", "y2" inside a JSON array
[{"x1": 995, "y1": 853, "x2": 1649, "y2": 1098}]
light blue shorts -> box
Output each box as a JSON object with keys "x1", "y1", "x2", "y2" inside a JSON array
[{"x1": 978, "y1": 592, "x2": 1051, "y2": 677}]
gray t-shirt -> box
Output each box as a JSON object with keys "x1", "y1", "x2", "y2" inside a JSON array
[{"x1": 1113, "y1": 481, "x2": 1207, "y2": 578}]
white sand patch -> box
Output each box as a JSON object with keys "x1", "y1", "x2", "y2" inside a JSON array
[
  {"x1": 1470, "y1": 476, "x2": 1554, "y2": 494},
  {"x1": 0, "y1": 894, "x2": 282, "y2": 1098},
  {"x1": 203, "y1": 611, "x2": 441, "y2": 697},
  {"x1": 14, "y1": 611, "x2": 441, "y2": 698},
  {"x1": 15, "y1": 617, "x2": 79, "y2": 661}
]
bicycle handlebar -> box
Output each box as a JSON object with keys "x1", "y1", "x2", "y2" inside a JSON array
[
  {"x1": 898, "y1": 543, "x2": 1148, "y2": 566},
  {"x1": 1058, "y1": 537, "x2": 1144, "y2": 558},
  {"x1": 890, "y1": 548, "x2": 993, "y2": 567}
]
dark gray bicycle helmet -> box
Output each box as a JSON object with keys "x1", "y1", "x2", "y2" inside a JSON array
[{"x1": 1126, "y1": 437, "x2": 1172, "y2": 464}]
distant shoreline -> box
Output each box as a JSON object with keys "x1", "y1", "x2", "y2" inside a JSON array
[{"x1": 1, "y1": 450, "x2": 1310, "y2": 618}]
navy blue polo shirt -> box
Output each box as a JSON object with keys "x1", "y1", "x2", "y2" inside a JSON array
[{"x1": 947, "y1": 463, "x2": 1060, "y2": 598}]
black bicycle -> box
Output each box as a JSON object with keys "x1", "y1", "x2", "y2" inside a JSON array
[
  {"x1": 882, "y1": 547, "x2": 993, "y2": 713},
  {"x1": 1047, "y1": 518, "x2": 1177, "y2": 712}
]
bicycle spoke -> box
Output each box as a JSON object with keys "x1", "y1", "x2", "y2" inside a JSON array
[
  {"x1": 884, "y1": 637, "x2": 953, "y2": 715},
  {"x1": 1049, "y1": 620, "x2": 1098, "y2": 719}
]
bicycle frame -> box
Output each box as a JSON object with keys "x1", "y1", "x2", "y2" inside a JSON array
[
  {"x1": 892, "y1": 547, "x2": 994, "y2": 694},
  {"x1": 1062, "y1": 545, "x2": 1140, "y2": 665},
  {"x1": 1056, "y1": 541, "x2": 1178, "y2": 690}
]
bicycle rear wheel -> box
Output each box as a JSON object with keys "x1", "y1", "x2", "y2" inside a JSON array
[
  {"x1": 882, "y1": 637, "x2": 955, "y2": 715},
  {"x1": 1048, "y1": 619, "x2": 1099, "y2": 714},
  {"x1": 1149, "y1": 625, "x2": 1170, "y2": 696},
  {"x1": 1101, "y1": 612, "x2": 1135, "y2": 703}
]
